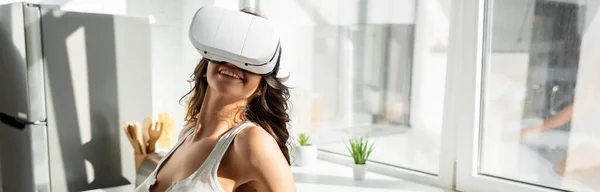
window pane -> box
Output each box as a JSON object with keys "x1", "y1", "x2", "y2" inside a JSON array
[
  {"x1": 479, "y1": 0, "x2": 600, "y2": 191},
  {"x1": 309, "y1": 0, "x2": 449, "y2": 174}
]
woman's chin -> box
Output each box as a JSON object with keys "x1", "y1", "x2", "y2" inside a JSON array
[{"x1": 210, "y1": 87, "x2": 248, "y2": 99}]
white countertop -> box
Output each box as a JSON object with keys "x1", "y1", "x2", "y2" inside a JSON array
[
  {"x1": 292, "y1": 160, "x2": 445, "y2": 192},
  {"x1": 83, "y1": 160, "x2": 445, "y2": 192},
  {"x1": 81, "y1": 184, "x2": 135, "y2": 192}
]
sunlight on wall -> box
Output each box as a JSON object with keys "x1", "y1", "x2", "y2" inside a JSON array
[{"x1": 65, "y1": 26, "x2": 92, "y2": 145}]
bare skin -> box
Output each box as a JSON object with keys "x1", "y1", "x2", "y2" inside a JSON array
[
  {"x1": 521, "y1": 104, "x2": 574, "y2": 137},
  {"x1": 150, "y1": 61, "x2": 295, "y2": 192},
  {"x1": 521, "y1": 80, "x2": 599, "y2": 138}
]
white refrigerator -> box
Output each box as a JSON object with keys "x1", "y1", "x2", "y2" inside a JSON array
[{"x1": 0, "y1": 2, "x2": 152, "y2": 192}]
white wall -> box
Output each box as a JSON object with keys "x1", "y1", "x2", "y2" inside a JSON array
[
  {"x1": 113, "y1": 16, "x2": 153, "y2": 185},
  {"x1": 366, "y1": 0, "x2": 415, "y2": 24},
  {"x1": 37, "y1": 0, "x2": 127, "y2": 14},
  {"x1": 126, "y1": 0, "x2": 187, "y2": 149}
]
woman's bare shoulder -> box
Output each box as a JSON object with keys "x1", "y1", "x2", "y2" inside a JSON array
[
  {"x1": 233, "y1": 124, "x2": 288, "y2": 168},
  {"x1": 235, "y1": 124, "x2": 280, "y2": 157},
  {"x1": 233, "y1": 124, "x2": 295, "y2": 191}
]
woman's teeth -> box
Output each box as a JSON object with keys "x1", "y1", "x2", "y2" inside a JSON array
[{"x1": 219, "y1": 69, "x2": 241, "y2": 80}]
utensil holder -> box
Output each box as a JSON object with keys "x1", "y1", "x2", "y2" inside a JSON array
[{"x1": 135, "y1": 154, "x2": 147, "y2": 170}]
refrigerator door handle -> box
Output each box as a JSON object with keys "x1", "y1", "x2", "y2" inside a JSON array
[{"x1": 0, "y1": 112, "x2": 46, "y2": 130}]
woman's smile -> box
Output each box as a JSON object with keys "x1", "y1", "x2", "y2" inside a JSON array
[{"x1": 217, "y1": 64, "x2": 245, "y2": 81}]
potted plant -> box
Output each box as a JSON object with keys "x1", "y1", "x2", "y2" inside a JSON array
[
  {"x1": 346, "y1": 136, "x2": 375, "y2": 180},
  {"x1": 293, "y1": 133, "x2": 317, "y2": 166}
]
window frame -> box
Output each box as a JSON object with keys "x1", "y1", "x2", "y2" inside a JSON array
[
  {"x1": 322, "y1": 0, "x2": 589, "y2": 191},
  {"x1": 451, "y1": 0, "x2": 575, "y2": 191},
  {"x1": 318, "y1": 0, "x2": 465, "y2": 188}
]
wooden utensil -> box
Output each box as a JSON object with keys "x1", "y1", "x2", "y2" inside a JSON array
[
  {"x1": 142, "y1": 117, "x2": 152, "y2": 148},
  {"x1": 127, "y1": 124, "x2": 142, "y2": 155},
  {"x1": 126, "y1": 124, "x2": 137, "y2": 154},
  {"x1": 147, "y1": 122, "x2": 163, "y2": 154},
  {"x1": 134, "y1": 122, "x2": 146, "y2": 155},
  {"x1": 122, "y1": 123, "x2": 137, "y2": 151}
]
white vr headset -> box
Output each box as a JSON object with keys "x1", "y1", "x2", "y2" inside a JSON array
[{"x1": 189, "y1": 5, "x2": 281, "y2": 75}]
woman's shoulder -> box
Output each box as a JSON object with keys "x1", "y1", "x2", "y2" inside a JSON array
[
  {"x1": 234, "y1": 123, "x2": 283, "y2": 164},
  {"x1": 232, "y1": 123, "x2": 295, "y2": 191},
  {"x1": 236, "y1": 124, "x2": 278, "y2": 152}
]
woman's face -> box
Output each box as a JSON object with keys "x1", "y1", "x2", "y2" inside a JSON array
[{"x1": 206, "y1": 61, "x2": 262, "y2": 100}]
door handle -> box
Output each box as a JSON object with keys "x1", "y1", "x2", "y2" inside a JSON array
[
  {"x1": 0, "y1": 112, "x2": 27, "y2": 130},
  {"x1": 550, "y1": 85, "x2": 560, "y2": 115},
  {"x1": 0, "y1": 112, "x2": 46, "y2": 130}
]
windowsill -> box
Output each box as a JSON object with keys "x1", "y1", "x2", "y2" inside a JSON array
[
  {"x1": 313, "y1": 124, "x2": 440, "y2": 174},
  {"x1": 81, "y1": 185, "x2": 135, "y2": 192},
  {"x1": 293, "y1": 156, "x2": 449, "y2": 192}
]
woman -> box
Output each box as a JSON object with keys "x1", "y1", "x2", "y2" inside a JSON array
[{"x1": 135, "y1": 8, "x2": 296, "y2": 192}]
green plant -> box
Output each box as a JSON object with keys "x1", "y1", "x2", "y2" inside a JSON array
[
  {"x1": 345, "y1": 136, "x2": 374, "y2": 164},
  {"x1": 297, "y1": 133, "x2": 311, "y2": 146}
]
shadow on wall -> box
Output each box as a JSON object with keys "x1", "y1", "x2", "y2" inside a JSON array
[{"x1": 41, "y1": 9, "x2": 129, "y2": 191}]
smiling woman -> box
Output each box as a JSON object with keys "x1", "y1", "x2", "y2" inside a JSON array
[{"x1": 134, "y1": 5, "x2": 295, "y2": 192}]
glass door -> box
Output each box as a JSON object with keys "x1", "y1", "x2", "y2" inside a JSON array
[{"x1": 453, "y1": 0, "x2": 600, "y2": 191}]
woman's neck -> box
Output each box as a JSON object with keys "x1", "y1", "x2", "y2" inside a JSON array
[{"x1": 194, "y1": 89, "x2": 247, "y2": 139}]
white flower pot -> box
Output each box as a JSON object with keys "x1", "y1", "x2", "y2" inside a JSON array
[
  {"x1": 293, "y1": 145, "x2": 317, "y2": 166},
  {"x1": 353, "y1": 164, "x2": 368, "y2": 180}
]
